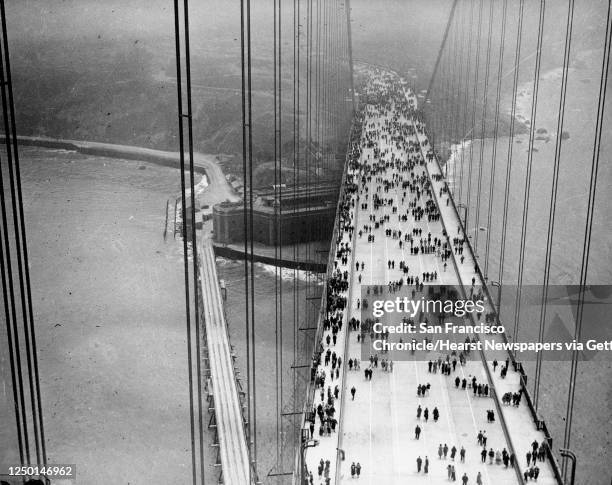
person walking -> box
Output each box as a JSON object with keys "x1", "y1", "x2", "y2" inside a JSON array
[
  {"x1": 476, "y1": 471, "x2": 483, "y2": 485},
  {"x1": 417, "y1": 456, "x2": 422, "y2": 473},
  {"x1": 356, "y1": 462, "x2": 361, "y2": 478},
  {"x1": 351, "y1": 386, "x2": 356, "y2": 400},
  {"x1": 424, "y1": 456, "x2": 429, "y2": 474},
  {"x1": 415, "y1": 424, "x2": 421, "y2": 440},
  {"x1": 462, "y1": 473, "x2": 469, "y2": 484}
]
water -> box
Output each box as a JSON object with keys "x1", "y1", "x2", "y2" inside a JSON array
[
  {"x1": 1, "y1": 147, "x2": 195, "y2": 484},
  {"x1": 0, "y1": 147, "x2": 318, "y2": 484},
  {"x1": 444, "y1": 62, "x2": 612, "y2": 483}
]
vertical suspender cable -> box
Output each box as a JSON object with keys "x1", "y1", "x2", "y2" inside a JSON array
[
  {"x1": 274, "y1": 0, "x2": 286, "y2": 473},
  {"x1": 465, "y1": 0, "x2": 484, "y2": 237},
  {"x1": 473, "y1": 0, "x2": 494, "y2": 254},
  {"x1": 497, "y1": 0, "x2": 524, "y2": 289},
  {"x1": 273, "y1": 0, "x2": 281, "y2": 471},
  {"x1": 447, "y1": 17, "x2": 458, "y2": 161},
  {"x1": 0, "y1": 31, "x2": 40, "y2": 468},
  {"x1": 533, "y1": 0, "x2": 576, "y2": 410},
  {"x1": 454, "y1": 0, "x2": 466, "y2": 199},
  {"x1": 0, "y1": 0, "x2": 46, "y2": 464},
  {"x1": 239, "y1": 0, "x2": 255, "y2": 480},
  {"x1": 0, "y1": 228, "x2": 25, "y2": 463},
  {"x1": 513, "y1": 0, "x2": 546, "y2": 343},
  {"x1": 246, "y1": 0, "x2": 258, "y2": 471},
  {"x1": 292, "y1": 0, "x2": 301, "y2": 460},
  {"x1": 562, "y1": 1, "x2": 611, "y2": 478},
  {"x1": 172, "y1": 1, "x2": 197, "y2": 482},
  {"x1": 181, "y1": 2, "x2": 206, "y2": 481},
  {"x1": 345, "y1": 0, "x2": 355, "y2": 116},
  {"x1": 484, "y1": 0, "x2": 508, "y2": 279},
  {"x1": 459, "y1": 0, "x2": 475, "y2": 207}
]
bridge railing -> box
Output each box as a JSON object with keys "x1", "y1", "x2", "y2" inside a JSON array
[
  {"x1": 416, "y1": 115, "x2": 564, "y2": 485},
  {"x1": 412, "y1": 118, "x2": 525, "y2": 485},
  {"x1": 295, "y1": 108, "x2": 365, "y2": 484}
]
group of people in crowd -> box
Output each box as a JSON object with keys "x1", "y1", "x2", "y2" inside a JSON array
[{"x1": 305, "y1": 69, "x2": 549, "y2": 485}]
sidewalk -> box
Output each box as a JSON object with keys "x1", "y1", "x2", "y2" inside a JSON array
[
  {"x1": 415, "y1": 109, "x2": 559, "y2": 485},
  {"x1": 336, "y1": 87, "x2": 521, "y2": 485}
]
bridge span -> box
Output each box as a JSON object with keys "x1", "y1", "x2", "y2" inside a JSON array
[
  {"x1": 199, "y1": 237, "x2": 253, "y2": 484},
  {"x1": 195, "y1": 67, "x2": 562, "y2": 485},
  {"x1": 302, "y1": 68, "x2": 560, "y2": 485}
]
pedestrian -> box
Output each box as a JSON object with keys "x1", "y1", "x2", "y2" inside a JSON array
[
  {"x1": 443, "y1": 443, "x2": 449, "y2": 459},
  {"x1": 424, "y1": 456, "x2": 429, "y2": 474},
  {"x1": 438, "y1": 444, "x2": 443, "y2": 459},
  {"x1": 350, "y1": 462, "x2": 356, "y2": 478},
  {"x1": 351, "y1": 386, "x2": 356, "y2": 400},
  {"x1": 415, "y1": 424, "x2": 421, "y2": 440},
  {"x1": 460, "y1": 446, "x2": 466, "y2": 463},
  {"x1": 417, "y1": 456, "x2": 422, "y2": 473},
  {"x1": 462, "y1": 472, "x2": 469, "y2": 484},
  {"x1": 476, "y1": 471, "x2": 483, "y2": 485},
  {"x1": 356, "y1": 462, "x2": 361, "y2": 477}
]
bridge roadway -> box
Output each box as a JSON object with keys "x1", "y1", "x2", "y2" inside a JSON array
[
  {"x1": 304, "y1": 69, "x2": 558, "y2": 485},
  {"x1": 199, "y1": 237, "x2": 252, "y2": 484},
  {"x1": 412, "y1": 111, "x2": 559, "y2": 485}
]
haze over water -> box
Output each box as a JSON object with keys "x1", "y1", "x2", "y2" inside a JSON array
[{"x1": 1, "y1": 0, "x2": 611, "y2": 483}]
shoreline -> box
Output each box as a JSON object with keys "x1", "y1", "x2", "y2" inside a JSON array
[
  {"x1": 12, "y1": 135, "x2": 329, "y2": 271},
  {"x1": 3, "y1": 135, "x2": 241, "y2": 208},
  {"x1": 5, "y1": 135, "x2": 208, "y2": 174}
]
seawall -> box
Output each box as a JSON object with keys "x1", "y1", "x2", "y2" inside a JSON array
[{"x1": 2, "y1": 135, "x2": 208, "y2": 175}]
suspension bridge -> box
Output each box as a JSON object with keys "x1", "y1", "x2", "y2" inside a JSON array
[
  {"x1": 2, "y1": 0, "x2": 610, "y2": 484},
  {"x1": 174, "y1": 0, "x2": 611, "y2": 483}
]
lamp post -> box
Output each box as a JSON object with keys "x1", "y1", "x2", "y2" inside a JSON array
[
  {"x1": 490, "y1": 280, "x2": 502, "y2": 325},
  {"x1": 456, "y1": 203, "x2": 468, "y2": 233},
  {"x1": 300, "y1": 427, "x2": 319, "y2": 485},
  {"x1": 560, "y1": 449, "x2": 576, "y2": 485}
]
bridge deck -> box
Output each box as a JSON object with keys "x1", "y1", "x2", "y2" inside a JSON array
[
  {"x1": 305, "y1": 69, "x2": 558, "y2": 485},
  {"x1": 415, "y1": 122, "x2": 559, "y2": 485},
  {"x1": 199, "y1": 238, "x2": 252, "y2": 485}
]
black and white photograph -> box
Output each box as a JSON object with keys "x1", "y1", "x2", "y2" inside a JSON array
[{"x1": 1, "y1": 0, "x2": 611, "y2": 484}]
